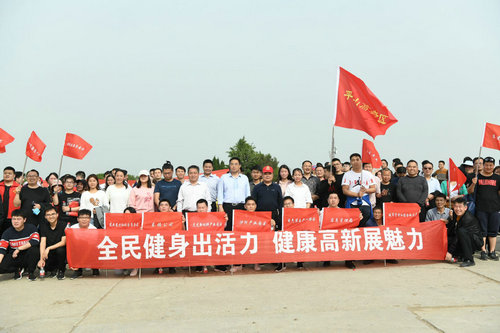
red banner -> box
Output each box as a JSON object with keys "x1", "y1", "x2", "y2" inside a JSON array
[
  {"x1": 143, "y1": 212, "x2": 183, "y2": 230},
  {"x1": 65, "y1": 220, "x2": 447, "y2": 268},
  {"x1": 384, "y1": 203, "x2": 420, "y2": 226},
  {"x1": 282, "y1": 208, "x2": 319, "y2": 231},
  {"x1": 335, "y1": 67, "x2": 398, "y2": 138},
  {"x1": 25, "y1": 131, "x2": 46, "y2": 162},
  {"x1": 362, "y1": 139, "x2": 382, "y2": 168},
  {"x1": 0, "y1": 128, "x2": 15, "y2": 153},
  {"x1": 186, "y1": 212, "x2": 226, "y2": 232},
  {"x1": 63, "y1": 133, "x2": 93, "y2": 160},
  {"x1": 105, "y1": 213, "x2": 142, "y2": 229},
  {"x1": 321, "y1": 208, "x2": 360, "y2": 230},
  {"x1": 482, "y1": 122, "x2": 500, "y2": 151},
  {"x1": 233, "y1": 210, "x2": 272, "y2": 232}
]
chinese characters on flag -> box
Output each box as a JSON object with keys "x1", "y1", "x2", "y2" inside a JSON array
[
  {"x1": 335, "y1": 67, "x2": 398, "y2": 138},
  {"x1": 482, "y1": 122, "x2": 500, "y2": 151},
  {"x1": 383, "y1": 203, "x2": 420, "y2": 226},
  {"x1": 186, "y1": 212, "x2": 226, "y2": 232},
  {"x1": 143, "y1": 212, "x2": 183, "y2": 230},
  {"x1": 232, "y1": 210, "x2": 273, "y2": 232},
  {"x1": 321, "y1": 208, "x2": 360, "y2": 230},
  {"x1": 63, "y1": 133, "x2": 93, "y2": 159},
  {"x1": 282, "y1": 208, "x2": 319, "y2": 231},
  {"x1": 25, "y1": 131, "x2": 46, "y2": 162},
  {"x1": 361, "y1": 139, "x2": 382, "y2": 168}
]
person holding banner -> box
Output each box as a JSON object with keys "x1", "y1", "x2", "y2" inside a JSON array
[
  {"x1": 285, "y1": 168, "x2": 313, "y2": 209},
  {"x1": 68, "y1": 209, "x2": 99, "y2": 279},
  {"x1": 13, "y1": 170, "x2": 51, "y2": 227},
  {"x1": 425, "y1": 193, "x2": 450, "y2": 222},
  {"x1": 128, "y1": 170, "x2": 155, "y2": 213}
]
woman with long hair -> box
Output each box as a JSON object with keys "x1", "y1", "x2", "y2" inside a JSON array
[
  {"x1": 128, "y1": 170, "x2": 154, "y2": 213},
  {"x1": 285, "y1": 168, "x2": 312, "y2": 208},
  {"x1": 80, "y1": 174, "x2": 109, "y2": 228},
  {"x1": 278, "y1": 165, "x2": 293, "y2": 197}
]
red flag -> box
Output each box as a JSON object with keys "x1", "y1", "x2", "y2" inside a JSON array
[
  {"x1": 361, "y1": 139, "x2": 382, "y2": 168},
  {"x1": 143, "y1": 212, "x2": 183, "y2": 230},
  {"x1": 282, "y1": 208, "x2": 319, "y2": 231},
  {"x1": 482, "y1": 122, "x2": 500, "y2": 151},
  {"x1": 321, "y1": 208, "x2": 360, "y2": 230},
  {"x1": 104, "y1": 213, "x2": 142, "y2": 229},
  {"x1": 448, "y1": 158, "x2": 467, "y2": 195},
  {"x1": 384, "y1": 203, "x2": 420, "y2": 226},
  {"x1": 233, "y1": 210, "x2": 273, "y2": 232},
  {"x1": 186, "y1": 212, "x2": 226, "y2": 232},
  {"x1": 63, "y1": 133, "x2": 93, "y2": 160},
  {"x1": 335, "y1": 67, "x2": 398, "y2": 138},
  {"x1": 0, "y1": 128, "x2": 15, "y2": 153},
  {"x1": 25, "y1": 131, "x2": 46, "y2": 162}
]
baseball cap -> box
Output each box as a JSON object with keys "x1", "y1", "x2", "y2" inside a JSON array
[
  {"x1": 262, "y1": 166, "x2": 273, "y2": 173},
  {"x1": 138, "y1": 170, "x2": 149, "y2": 177},
  {"x1": 463, "y1": 160, "x2": 474, "y2": 167}
]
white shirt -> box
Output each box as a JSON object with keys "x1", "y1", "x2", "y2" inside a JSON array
[
  {"x1": 80, "y1": 190, "x2": 109, "y2": 217},
  {"x1": 341, "y1": 170, "x2": 375, "y2": 206},
  {"x1": 177, "y1": 181, "x2": 211, "y2": 212},
  {"x1": 198, "y1": 174, "x2": 219, "y2": 202},
  {"x1": 106, "y1": 185, "x2": 132, "y2": 213},
  {"x1": 426, "y1": 177, "x2": 442, "y2": 195},
  {"x1": 70, "y1": 223, "x2": 97, "y2": 229},
  {"x1": 285, "y1": 182, "x2": 313, "y2": 208}
]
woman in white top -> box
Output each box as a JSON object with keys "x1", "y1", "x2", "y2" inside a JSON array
[
  {"x1": 278, "y1": 165, "x2": 293, "y2": 197},
  {"x1": 80, "y1": 174, "x2": 109, "y2": 228},
  {"x1": 106, "y1": 169, "x2": 131, "y2": 214},
  {"x1": 285, "y1": 168, "x2": 312, "y2": 208}
]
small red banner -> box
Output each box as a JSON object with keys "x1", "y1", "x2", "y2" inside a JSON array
[
  {"x1": 282, "y1": 208, "x2": 320, "y2": 231},
  {"x1": 105, "y1": 213, "x2": 142, "y2": 229},
  {"x1": 186, "y1": 212, "x2": 226, "y2": 232},
  {"x1": 233, "y1": 210, "x2": 273, "y2": 232},
  {"x1": 384, "y1": 203, "x2": 420, "y2": 226},
  {"x1": 143, "y1": 212, "x2": 183, "y2": 230},
  {"x1": 321, "y1": 208, "x2": 360, "y2": 230}
]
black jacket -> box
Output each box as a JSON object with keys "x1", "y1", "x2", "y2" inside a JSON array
[{"x1": 447, "y1": 210, "x2": 482, "y2": 252}]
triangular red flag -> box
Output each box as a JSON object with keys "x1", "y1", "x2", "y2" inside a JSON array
[
  {"x1": 62, "y1": 133, "x2": 93, "y2": 160},
  {"x1": 0, "y1": 128, "x2": 15, "y2": 153},
  {"x1": 482, "y1": 122, "x2": 500, "y2": 151},
  {"x1": 335, "y1": 67, "x2": 398, "y2": 138},
  {"x1": 25, "y1": 131, "x2": 46, "y2": 162},
  {"x1": 448, "y1": 158, "x2": 466, "y2": 194},
  {"x1": 361, "y1": 139, "x2": 382, "y2": 168}
]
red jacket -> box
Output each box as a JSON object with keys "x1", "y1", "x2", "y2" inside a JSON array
[{"x1": 0, "y1": 181, "x2": 21, "y2": 219}]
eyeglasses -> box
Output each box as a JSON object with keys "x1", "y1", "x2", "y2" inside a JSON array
[
  {"x1": 484, "y1": 157, "x2": 495, "y2": 163},
  {"x1": 423, "y1": 167, "x2": 432, "y2": 170}
]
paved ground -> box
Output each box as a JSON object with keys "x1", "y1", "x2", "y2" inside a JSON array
[{"x1": 1, "y1": 248, "x2": 499, "y2": 332}]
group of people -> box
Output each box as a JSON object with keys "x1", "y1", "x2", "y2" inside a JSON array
[{"x1": 0, "y1": 154, "x2": 499, "y2": 280}]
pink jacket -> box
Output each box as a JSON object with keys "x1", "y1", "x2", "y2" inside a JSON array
[{"x1": 128, "y1": 187, "x2": 154, "y2": 213}]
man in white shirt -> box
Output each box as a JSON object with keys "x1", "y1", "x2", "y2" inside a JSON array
[
  {"x1": 422, "y1": 161, "x2": 442, "y2": 209},
  {"x1": 198, "y1": 159, "x2": 219, "y2": 212},
  {"x1": 177, "y1": 165, "x2": 211, "y2": 213}
]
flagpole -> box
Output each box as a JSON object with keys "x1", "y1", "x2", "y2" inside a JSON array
[
  {"x1": 447, "y1": 162, "x2": 451, "y2": 209},
  {"x1": 58, "y1": 154, "x2": 64, "y2": 177},
  {"x1": 21, "y1": 155, "x2": 28, "y2": 183}
]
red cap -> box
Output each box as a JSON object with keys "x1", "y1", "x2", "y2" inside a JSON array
[{"x1": 262, "y1": 166, "x2": 273, "y2": 173}]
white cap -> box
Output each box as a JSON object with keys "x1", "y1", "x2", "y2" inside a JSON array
[{"x1": 138, "y1": 170, "x2": 149, "y2": 176}]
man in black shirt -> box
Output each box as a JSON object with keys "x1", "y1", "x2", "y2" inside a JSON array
[
  {"x1": 252, "y1": 166, "x2": 283, "y2": 229},
  {"x1": 52, "y1": 175, "x2": 81, "y2": 225},
  {"x1": 13, "y1": 169, "x2": 51, "y2": 227},
  {"x1": 38, "y1": 207, "x2": 67, "y2": 279},
  {"x1": 318, "y1": 166, "x2": 339, "y2": 208},
  {"x1": 377, "y1": 168, "x2": 396, "y2": 206},
  {"x1": 470, "y1": 157, "x2": 500, "y2": 261},
  {"x1": 0, "y1": 209, "x2": 40, "y2": 281},
  {"x1": 331, "y1": 159, "x2": 346, "y2": 207}
]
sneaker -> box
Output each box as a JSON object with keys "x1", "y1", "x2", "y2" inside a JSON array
[
  {"x1": 479, "y1": 251, "x2": 488, "y2": 261},
  {"x1": 92, "y1": 269, "x2": 100, "y2": 276},
  {"x1": 13, "y1": 268, "x2": 24, "y2": 280},
  {"x1": 213, "y1": 266, "x2": 227, "y2": 273},
  {"x1": 323, "y1": 261, "x2": 331, "y2": 267},
  {"x1": 275, "y1": 263, "x2": 286, "y2": 273},
  {"x1": 28, "y1": 273, "x2": 37, "y2": 281},
  {"x1": 57, "y1": 270, "x2": 65, "y2": 280},
  {"x1": 168, "y1": 268, "x2": 176, "y2": 274},
  {"x1": 70, "y1": 269, "x2": 83, "y2": 280},
  {"x1": 195, "y1": 266, "x2": 203, "y2": 273},
  {"x1": 129, "y1": 269, "x2": 138, "y2": 277},
  {"x1": 49, "y1": 271, "x2": 58, "y2": 278},
  {"x1": 203, "y1": 266, "x2": 208, "y2": 274},
  {"x1": 230, "y1": 265, "x2": 242, "y2": 273},
  {"x1": 296, "y1": 262, "x2": 304, "y2": 269},
  {"x1": 460, "y1": 260, "x2": 475, "y2": 267},
  {"x1": 254, "y1": 264, "x2": 261, "y2": 271},
  {"x1": 386, "y1": 259, "x2": 399, "y2": 264},
  {"x1": 345, "y1": 261, "x2": 356, "y2": 269},
  {"x1": 488, "y1": 252, "x2": 499, "y2": 261}
]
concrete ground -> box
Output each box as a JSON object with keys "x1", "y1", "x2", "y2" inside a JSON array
[{"x1": 1, "y1": 248, "x2": 499, "y2": 332}]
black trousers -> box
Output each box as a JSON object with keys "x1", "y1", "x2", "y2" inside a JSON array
[
  {"x1": 354, "y1": 205, "x2": 371, "y2": 228},
  {"x1": 0, "y1": 247, "x2": 40, "y2": 274},
  {"x1": 44, "y1": 246, "x2": 67, "y2": 272},
  {"x1": 222, "y1": 203, "x2": 245, "y2": 231},
  {"x1": 455, "y1": 228, "x2": 481, "y2": 261}
]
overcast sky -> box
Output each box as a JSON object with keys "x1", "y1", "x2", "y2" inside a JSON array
[{"x1": 1, "y1": 0, "x2": 499, "y2": 176}]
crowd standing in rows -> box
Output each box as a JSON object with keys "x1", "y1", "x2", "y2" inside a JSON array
[{"x1": 0, "y1": 155, "x2": 499, "y2": 280}]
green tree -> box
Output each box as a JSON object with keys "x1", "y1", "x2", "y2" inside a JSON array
[
  {"x1": 227, "y1": 137, "x2": 279, "y2": 179},
  {"x1": 212, "y1": 156, "x2": 228, "y2": 170}
]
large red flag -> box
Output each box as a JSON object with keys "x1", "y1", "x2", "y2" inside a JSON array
[
  {"x1": 0, "y1": 128, "x2": 15, "y2": 153},
  {"x1": 361, "y1": 139, "x2": 382, "y2": 168},
  {"x1": 63, "y1": 133, "x2": 93, "y2": 159},
  {"x1": 448, "y1": 158, "x2": 467, "y2": 195},
  {"x1": 482, "y1": 122, "x2": 500, "y2": 151},
  {"x1": 335, "y1": 67, "x2": 398, "y2": 138},
  {"x1": 25, "y1": 131, "x2": 46, "y2": 162}
]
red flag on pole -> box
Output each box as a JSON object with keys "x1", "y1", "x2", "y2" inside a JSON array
[
  {"x1": 0, "y1": 128, "x2": 15, "y2": 153},
  {"x1": 361, "y1": 139, "x2": 382, "y2": 168},
  {"x1": 482, "y1": 122, "x2": 500, "y2": 151},
  {"x1": 62, "y1": 133, "x2": 93, "y2": 159},
  {"x1": 334, "y1": 67, "x2": 398, "y2": 138},
  {"x1": 25, "y1": 131, "x2": 46, "y2": 162},
  {"x1": 448, "y1": 158, "x2": 467, "y2": 195}
]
